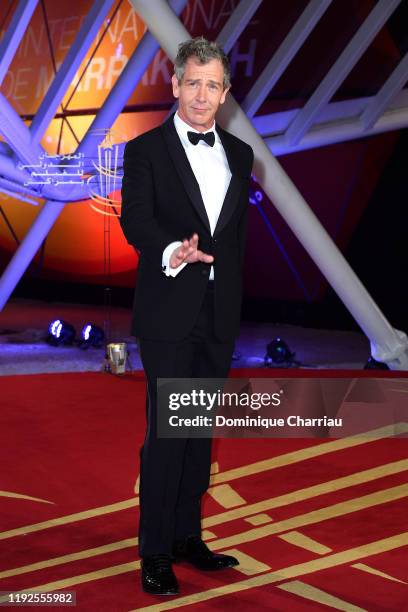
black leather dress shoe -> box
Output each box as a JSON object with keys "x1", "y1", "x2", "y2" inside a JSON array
[
  {"x1": 141, "y1": 554, "x2": 179, "y2": 595},
  {"x1": 173, "y1": 535, "x2": 239, "y2": 570}
]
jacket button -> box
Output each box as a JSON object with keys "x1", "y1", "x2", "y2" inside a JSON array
[{"x1": 201, "y1": 268, "x2": 209, "y2": 276}]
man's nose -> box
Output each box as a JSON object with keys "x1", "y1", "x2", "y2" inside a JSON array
[{"x1": 196, "y1": 84, "x2": 207, "y2": 101}]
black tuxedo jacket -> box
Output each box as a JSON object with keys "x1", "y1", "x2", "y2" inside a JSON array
[{"x1": 120, "y1": 113, "x2": 254, "y2": 342}]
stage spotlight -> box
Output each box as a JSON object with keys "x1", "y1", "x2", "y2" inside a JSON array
[
  {"x1": 80, "y1": 323, "x2": 105, "y2": 349},
  {"x1": 364, "y1": 357, "x2": 389, "y2": 370},
  {"x1": 264, "y1": 337, "x2": 296, "y2": 367},
  {"x1": 47, "y1": 319, "x2": 75, "y2": 346}
]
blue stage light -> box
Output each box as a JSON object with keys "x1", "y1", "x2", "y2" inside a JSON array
[
  {"x1": 264, "y1": 338, "x2": 296, "y2": 367},
  {"x1": 364, "y1": 356, "x2": 389, "y2": 370},
  {"x1": 47, "y1": 320, "x2": 75, "y2": 346},
  {"x1": 80, "y1": 323, "x2": 104, "y2": 349},
  {"x1": 49, "y1": 319, "x2": 62, "y2": 338},
  {"x1": 83, "y1": 324, "x2": 92, "y2": 341}
]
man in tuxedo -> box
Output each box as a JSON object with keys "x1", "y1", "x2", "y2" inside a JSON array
[{"x1": 120, "y1": 37, "x2": 253, "y2": 596}]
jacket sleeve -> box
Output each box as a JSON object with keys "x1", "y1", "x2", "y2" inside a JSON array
[
  {"x1": 120, "y1": 140, "x2": 175, "y2": 257},
  {"x1": 237, "y1": 145, "x2": 254, "y2": 270}
]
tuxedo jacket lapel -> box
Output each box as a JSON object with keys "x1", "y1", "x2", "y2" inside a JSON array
[
  {"x1": 161, "y1": 115, "x2": 211, "y2": 233},
  {"x1": 213, "y1": 124, "x2": 243, "y2": 238}
]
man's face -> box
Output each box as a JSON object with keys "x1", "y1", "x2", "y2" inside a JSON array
[{"x1": 172, "y1": 57, "x2": 230, "y2": 131}]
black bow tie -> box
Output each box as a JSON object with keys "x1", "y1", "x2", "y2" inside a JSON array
[{"x1": 187, "y1": 131, "x2": 215, "y2": 147}]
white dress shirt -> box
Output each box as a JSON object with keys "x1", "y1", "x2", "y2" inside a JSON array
[{"x1": 162, "y1": 111, "x2": 232, "y2": 280}]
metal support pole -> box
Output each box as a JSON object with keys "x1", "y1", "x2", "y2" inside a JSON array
[
  {"x1": 216, "y1": 0, "x2": 262, "y2": 51},
  {"x1": 0, "y1": 0, "x2": 39, "y2": 87},
  {"x1": 0, "y1": 200, "x2": 65, "y2": 301},
  {"x1": 242, "y1": 0, "x2": 332, "y2": 118},
  {"x1": 285, "y1": 0, "x2": 401, "y2": 145},
  {"x1": 361, "y1": 52, "x2": 408, "y2": 129},
  {"x1": 30, "y1": 0, "x2": 114, "y2": 143},
  {"x1": 0, "y1": 93, "x2": 43, "y2": 165}
]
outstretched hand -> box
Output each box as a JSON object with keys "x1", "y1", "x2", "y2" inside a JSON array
[{"x1": 170, "y1": 233, "x2": 214, "y2": 269}]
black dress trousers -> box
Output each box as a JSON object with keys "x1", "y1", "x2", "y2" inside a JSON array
[{"x1": 137, "y1": 282, "x2": 234, "y2": 557}]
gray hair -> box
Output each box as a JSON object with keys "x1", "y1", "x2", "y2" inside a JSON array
[{"x1": 174, "y1": 36, "x2": 231, "y2": 89}]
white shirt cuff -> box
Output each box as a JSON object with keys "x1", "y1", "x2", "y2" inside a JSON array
[{"x1": 162, "y1": 241, "x2": 188, "y2": 277}]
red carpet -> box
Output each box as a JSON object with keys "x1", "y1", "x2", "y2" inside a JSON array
[{"x1": 0, "y1": 371, "x2": 407, "y2": 611}]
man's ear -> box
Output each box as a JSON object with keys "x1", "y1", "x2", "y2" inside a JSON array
[
  {"x1": 220, "y1": 86, "x2": 231, "y2": 105},
  {"x1": 171, "y1": 73, "x2": 180, "y2": 98}
]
